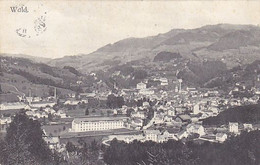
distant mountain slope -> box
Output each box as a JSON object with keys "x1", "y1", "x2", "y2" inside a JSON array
[
  {"x1": 49, "y1": 24, "x2": 260, "y2": 72},
  {"x1": 1, "y1": 53, "x2": 51, "y2": 63},
  {"x1": 0, "y1": 56, "x2": 84, "y2": 97}
]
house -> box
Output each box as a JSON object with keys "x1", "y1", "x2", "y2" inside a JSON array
[
  {"x1": 25, "y1": 110, "x2": 35, "y2": 116},
  {"x1": 56, "y1": 110, "x2": 67, "y2": 118},
  {"x1": 131, "y1": 118, "x2": 143, "y2": 127},
  {"x1": 193, "y1": 103, "x2": 200, "y2": 114},
  {"x1": 137, "y1": 82, "x2": 147, "y2": 89},
  {"x1": 163, "y1": 129, "x2": 178, "y2": 141},
  {"x1": 64, "y1": 100, "x2": 80, "y2": 105},
  {"x1": 139, "y1": 89, "x2": 155, "y2": 95},
  {"x1": 30, "y1": 101, "x2": 56, "y2": 108},
  {"x1": 142, "y1": 102, "x2": 150, "y2": 107},
  {"x1": 43, "y1": 136, "x2": 60, "y2": 150},
  {"x1": 144, "y1": 130, "x2": 160, "y2": 142},
  {"x1": 243, "y1": 123, "x2": 253, "y2": 131},
  {"x1": 0, "y1": 117, "x2": 12, "y2": 124},
  {"x1": 160, "y1": 78, "x2": 168, "y2": 86},
  {"x1": 216, "y1": 133, "x2": 227, "y2": 142},
  {"x1": 186, "y1": 124, "x2": 205, "y2": 136},
  {"x1": 177, "y1": 130, "x2": 189, "y2": 139},
  {"x1": 131, "y1": 111, "x2": 146, "y2": 119},
  {"x1": 167, "y1": 109, "x2": 175, "y2": 116},
  {"x1": 175, "y1": 115, "x2": 191, "y2": 123},
  {"x1": 208, "y1": 106, "x2": 219, "y2": 114},
  {"x1": 44, "y1": 108, "x2": 56, "y2": 114},
  {"x1": 229, "y1": 122, "x2": 239, "y2": 134}
]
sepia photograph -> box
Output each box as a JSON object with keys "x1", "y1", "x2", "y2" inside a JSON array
[{"x1": 0, "y1": 0, "x2": 260, "y2": 164}]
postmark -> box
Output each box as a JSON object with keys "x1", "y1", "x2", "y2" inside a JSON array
[{"x1": 12, "y1": 3, "x2": 48, "y2": 38}]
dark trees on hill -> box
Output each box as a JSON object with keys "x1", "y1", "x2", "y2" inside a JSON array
[
  {"x1": 106, "y1": 94, "x2": 125, "y2": 109},
  {"x1": 103, "y1": 131, "x2": 260, "y2": 165},
  {"x1": 203, "y1": 104, "x2": 260, "y2": 126},
  {"x1": 153, "y1": 51, "x2": 182, "y2": 62},
  {"x1": 133, "y1": 70, "x2": 148, "y2": 80},
  {"x1": 63, "y1": 66, "x2": 81, "y2": 76},
  {"x1": 39, "y1": 64, "x2": 58, "y2": 77}
]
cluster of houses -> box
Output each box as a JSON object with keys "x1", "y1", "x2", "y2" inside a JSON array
[{"x1": 2, "y1": 73, "x2": 260, "y2": 152}]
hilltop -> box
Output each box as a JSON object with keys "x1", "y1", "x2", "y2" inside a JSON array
[
  {"x1": 49, "y1": 24, "x2": 260, "y2": 72},
  {"x1": 0, "y1": 56, "x2": 94, "y2": 99}
]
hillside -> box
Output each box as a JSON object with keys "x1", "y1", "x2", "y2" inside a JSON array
[
  {"x1": 0, "y1": 56, "x2": 87, "y2": 98},
  {"x1": 49, "y1": 24, "x2": 260, "y2": 72},
  {"x1": 1, "y1": 53, "x2": 51, "y2": 63},
  {"x1": 202, "y1": 104, "x2": 260, "y2": 126}
]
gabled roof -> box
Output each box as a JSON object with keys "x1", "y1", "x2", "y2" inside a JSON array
[
  {"x1": 216, "y1": 133, "x2": 227, "y2": 138},
  {"x1": 144, "y1": 130, "x2": 160, "y2": 135},
  {"x1": 177, "y1": 115, "x2": 191, "y2": 121}
]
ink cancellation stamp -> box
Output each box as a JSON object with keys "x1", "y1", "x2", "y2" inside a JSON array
[{"x1": 10, "y1": 3, "x2": 47, "y2": 38}]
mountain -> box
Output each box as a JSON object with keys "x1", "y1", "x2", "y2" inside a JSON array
[
  {"x1": 1, "y1": 53, "x2": 51, "y2": 63},
  {"x1": 49, "y1": 24, "x2": 260, "y2": 72},
  {"x1": 0, "y1": 56, "x2": 91, "y2": 98}
]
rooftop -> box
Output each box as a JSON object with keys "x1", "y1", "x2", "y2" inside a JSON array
[{"x1": 73, "y1": 116, "x2": 129, "y2": 123}]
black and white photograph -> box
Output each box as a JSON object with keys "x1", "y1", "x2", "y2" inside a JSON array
[{"x1": 0, "y1": 0, "x2": 260, "y2": 164}]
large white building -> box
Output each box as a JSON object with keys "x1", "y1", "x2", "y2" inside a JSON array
[
  {"x1": 0, "y1": 102, "x2": 27, "y2": 111},
  {"x1": 71, "y1": 117, "x2": 128, "y2": 132},
  {"x1": 30, "y1": 101, "x2": 56, "y2": 108}
]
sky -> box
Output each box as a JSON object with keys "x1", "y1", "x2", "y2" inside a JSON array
[{"x1": 0, "y1": 0, "x2": 260, "y2": 59}]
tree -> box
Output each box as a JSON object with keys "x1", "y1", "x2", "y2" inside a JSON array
[
  {"x1": 107, "y1": 94, "x2": 125, "y2": 109},
  {"x1": 48, "y1": 113, "x2": 53, "y2": 122},
  {"x1": 66, "y1": 141, "x2": 77, "y2": 153},
  {"x1": 85, "y1": 108, "x2": 89, "y2": 115},
  {"x1": 126, "y1": 108, "x2": 134, "y2": 117},
  {"x1": 3, "y1": 111, "x2": 53, "y2": 165}
]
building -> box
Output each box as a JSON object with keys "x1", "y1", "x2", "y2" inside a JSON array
[
  {"x1": 30, "y1": 101, "x2": 56, "y2": 108},
  {"x1": 216, "y1": 133, "x2": 227, "y2": 142},
  {"x1": 175, "y1": 115, "x2": 191, "y2": 123},
  {"x1": 71, "y1": 117, "x2": 128, "y2": 132},
  {"x1": 186, "y1": 124, "x2": 205, "y2": 136},
  {"x1": 160, "y1": 78, "x2": 168, "y2": 86},
  {"x1": 43, "y1": 136, "x2": 60, "y2": 150},
  {"x1": 139, "y1": 89, "x2": 155, "y2": 95},
  {"x1": 0, "y1": 102, "x2": 27, "y2": 111},
  {"x1": 64, "y1": 100, "x2": 80, "y2": 105},
  {"x1": 243, "y1": 123, "x2": 253, "y2": 131},
  {"x1": 131, "y1": 111, "x2": 146, "y2": 119},
  {"x1": 229, "y1": 122, "x2": 239, "y2": 134},
  {"x1": 137, "y1": 82, "x2": 147, "y2": 90},
  {"x1": 193, "y1": 104, "x2": 200, "y2": 114},
  {"x1": 167, "y1": 109, "x2": 175, "y2": 116},
  {"x1": 144, "y1": 130, "x2": 161, "y2": 142}
]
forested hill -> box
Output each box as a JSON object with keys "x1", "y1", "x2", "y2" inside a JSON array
[
  {"x1": 103, "y1": 130, "x2": 260, "y2": 165},
  {"x1": 0, "y1": 56, "x2": 92, "y2": 97},
  {"x1": 202, "y1": 104, "x2": 260, "y2": 126},
  {"x1": 50, "y1": 24, "x2": 260, "y2": 72}
]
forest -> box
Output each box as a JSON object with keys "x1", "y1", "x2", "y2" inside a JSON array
[
  {"x1": 203, "y1": 104, "x2": 260, "y2": 126},
  {"x1": 103, "y1": 130, "x2": 260, "y2": 165}
]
